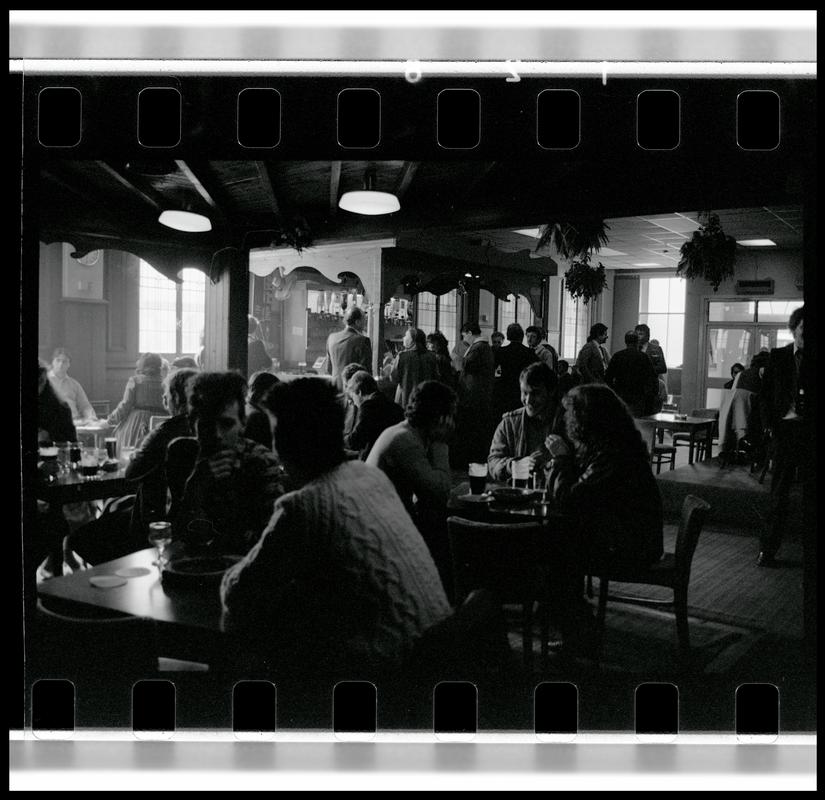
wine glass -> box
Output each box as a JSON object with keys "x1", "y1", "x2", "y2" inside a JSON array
[{"x1": 148, "y1": 524, "x2": 173, "y2": 568}]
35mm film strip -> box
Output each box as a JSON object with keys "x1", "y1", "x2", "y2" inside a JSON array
[{"x1": 15, "y1": 62, "x2": 816, "y2": 747}]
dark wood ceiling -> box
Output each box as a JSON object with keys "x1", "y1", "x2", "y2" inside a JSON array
[{"x1": 37, "y1": 159, "x2": 803, "y2": 283}]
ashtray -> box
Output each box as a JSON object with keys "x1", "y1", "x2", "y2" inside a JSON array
[{"x1": 161, "y1": 554, "x2": 242, "y2": 589}]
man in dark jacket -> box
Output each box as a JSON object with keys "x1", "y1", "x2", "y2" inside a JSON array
[
  {"x1": 757, "y1": 306, "x2": 805, "y2": 567},
  {"x1": 605, "y1": 330, "x2": 659, "y2": 417},
  {"x1": 493, "y1": 323, "x2": 538, "y2": 420},
  {"x1": 344, "y1": 370, "x2": 404, "y2": 459},
  {"x1": 635, "y1": 323, "x2": 668, "y2": 378},
  {"x1": 325, "y1": 306, "x2": 373, "y2": 390}
]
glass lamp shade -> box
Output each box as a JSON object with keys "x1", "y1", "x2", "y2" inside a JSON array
[
  {"x1": 158, "y1": 210, "x2": 212, "y2": 232},
  {"x1": 338, "y1": 190, "x2": 400, "y2": 216}
]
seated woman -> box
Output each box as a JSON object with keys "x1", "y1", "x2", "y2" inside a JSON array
[
  {"x1": 125, "y1": 368, "x2": 198, "y2": 535},
  {"x1": 243, "y1": 370, "x2": 280, "y2": 448},
  {"x1": 220, "y1": 377, "x2": 450, "y2": 675},
  {"x1": 106, "y1": 353, "x2": 167, "y2": 450},
  {"x1": 543, "y1": 384, "x2": 664, "y2": 646}
]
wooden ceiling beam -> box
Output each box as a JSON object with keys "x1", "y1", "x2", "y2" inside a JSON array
[
  {"x1": 329, "y1": 161, "x2": 342, "y2": 216},
  {"x1": 254, "y1": 161, "x2": 281, "y2": 215},
  {"x1": 95, "y1": 161, "x2": 163, "y2": 212},
  {"x1": 174, "y1": 160, "x2": 230, "y2": 226},
  {"x1": 393, "y1": 161, "x2": 419, "y2": 199}
]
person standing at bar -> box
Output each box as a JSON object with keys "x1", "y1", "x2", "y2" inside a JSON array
[
  {"x1": 526, "y1": 325, "x2": 558, "y2": 373},
  {"x1": 324, "y1": 306, "x2": 372, "y2": 390},
  {"x1": 604, "y1": 330, "x2": 658, "y2": 417},
  {"x1": 493, "y1": 323, "x2": 538, "y2": 420},
  {"x1": 635, "y1": 323, "x2": 668, "y2": 383},
  {"x1": 757, "y1": 306, "x2": 805, "y2": 568},
  {"x1": 576, "y1": 323, "x2": 610, "y2": 384},
  {"x1": 391, "y1": 327, "x2": 439, "y2": 409},
  {"x1": 454, "y1": 321, "x2": 496, "y2": 466}
]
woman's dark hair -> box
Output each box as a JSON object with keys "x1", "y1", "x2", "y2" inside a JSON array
[
  {"x1": 248, "y1": 370, "x2": 280, "y2": 407},
  {"x1": 460, "y1": 321, "x2": 481, "y2": 337},
  {"x1": 730, "y1": 362, "x2": 745, "y2": 377},
  {"x1": 136, "y1": 352, "x2": 163, "y2": 377},
  {"x1": 426, "y1": 331, "x2": 450, "y2": 359},
  {"x1": 588, "y1": 323, "x2": 608, "y2": 341},
  {"x1": 165, "y1": 368, "x2": 198, "y2": 413},
  {"x1": 789, "y1": 305, "x2": 804, "y2": 332},
  {"x1": 187, "y1": 371, "x2": 249, "y2": 426},
  {"x1": 519, "y1": 361, "x2": 558, "y2": 392},
  {"x1": 405, "y1": 380, "x2": 457, "y2": 429},
  {"x1": 261, "y1": 377, "x2": 345, "y2": 477},
  {"x1": 562, "y1": 383, "x2": 647, "y2": 462}
]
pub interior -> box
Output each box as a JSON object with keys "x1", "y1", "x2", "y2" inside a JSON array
[{"x1": 26, "y1": 158, "x2": 814, "y2": 733}]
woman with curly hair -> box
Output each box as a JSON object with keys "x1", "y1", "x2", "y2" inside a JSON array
[
  {"x1": 426, "y1": 330, "x2": 457, "y2": 389},
  {"x1": 545, "y1": 383, "x2": 664, "y2": 570},
  {"x1": 542, "y1": 383, "x2": 664, "y2": 650},
  {"x1": 106, "y1": 352, "x2": 167, "y2": 450}
]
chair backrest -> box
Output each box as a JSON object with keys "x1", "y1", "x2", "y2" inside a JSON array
[
  {"x1": 90, "y1": 400, "x2": 111, "y2": 417},
  {"x1": 633, "y1": 418, "x2": 656, "y2": 456},
  {"x1": 34, "y1": 598, "x2": 158, "y2": 677},
  {"x1": 690, "y1": 408, "x2": 720, "y2": 436},
  {"x1": 150, "y1": 414, "x2": 172, "y2": 431},
  {"x1": 403, "y1": 588, "x2": 511, "y2": 679},
  {"x1": 447, "y1": 516, "x2": 547, "y2": 604},
  {"x1": 674, "y1": 494, "x2": 711, "y2": 584},
  {"x1": 165, "y1": 436, "x2": 199, "y2": 512}
]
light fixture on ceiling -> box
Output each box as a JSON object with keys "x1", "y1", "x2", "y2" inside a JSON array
[
  {"x1": 158, "y1": 210, "x2": 212, "y2": 233},
  {"x1": 338, "y1": 166, "x2": 400, "y2": 216},
  {"x1": 736, "y1": 239, "x2": 776, "y2": 247}
]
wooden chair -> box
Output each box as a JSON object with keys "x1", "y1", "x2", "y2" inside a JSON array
[
  {"x1": 635, "y1": 418, "x2": 676, "y2": 473},
  {"x1": 590, "y1": 495, "x2": 711, "y2": 662},
  {"x1": 35, "y1": 598, "x2": 208, "y2": 673},
  {"x1": 89, "y1": 400, "x2": 110, "y2": 418},
  {"x1": 673, "y1": 408, "x2": 718, "y2": 461},
  {"x1": 447, "y1": 516, "x2": 552, "y2": 670},
  {"x1": 165, "y1": 436, "x2": 199, "y2": 519},
  {"x1": 402, "y1": 588, "x2": 513, "y2": 681}
]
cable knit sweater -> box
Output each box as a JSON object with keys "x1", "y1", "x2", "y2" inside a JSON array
[{"x1": 220, "y1": 460, "x2": 451, "y2": 672}]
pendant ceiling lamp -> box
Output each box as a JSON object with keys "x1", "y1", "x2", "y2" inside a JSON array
[
  {"x1": 338, "y1": 166, "x2": 400, "y2": 216},
  {"x1": 158, "y1": 209, "x2": 212, "y2": 232}
]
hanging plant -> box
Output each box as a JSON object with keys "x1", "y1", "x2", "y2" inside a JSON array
[
  {"x1": 564, "y1": 259, "x2": 608, "y2": 305},
  {"x1": 676, "y1": 212, "x2": 736, "y2": 292},
  {"x1": 536, "y1": 219, "x2": 611, "y2": 261},
  {"x1": 270, "y1": 215, "x2": 313, "y2": 253}
]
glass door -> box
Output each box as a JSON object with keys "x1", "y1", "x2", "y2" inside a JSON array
[{"x1": 706, "y1": 326, "x2": 753, "y2": 409}]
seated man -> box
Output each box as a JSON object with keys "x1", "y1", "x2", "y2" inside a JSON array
[
  {"x1": 220, "y1": 377, "x2": 450, "y2": 675},
  {"x1": 366, "y1": 381, "x2": 457, "y2": 588},
  {"x1": 174, "y1": 371, "x2": 287, "y2": 555},
  {"x1": 488, "y1": 362, "x2": 562, "y2": 484},
  {"x1": 344, "y1": 370, "x2": 404, "y2": 460}
]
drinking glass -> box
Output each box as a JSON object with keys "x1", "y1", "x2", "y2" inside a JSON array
[
  {"x1": 511, "y1": 458, "x2": 532, "y2": 489},
  {"x1": 148, "y1": 523, "x2": 173, "y2": 568},
  {"x1": 80, "y1": 448, "x2": 99, "y2": 479},
  {"x1": 119, "y1": 446, "x2": 136, "y2": 469},
  {"x1": 468, "y1": 463, "x2": 488, "y2": 495}
]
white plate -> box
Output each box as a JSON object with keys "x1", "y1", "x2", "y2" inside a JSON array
[
  {"x1": 115, "y1": 566, "x2": 151, "y2": 578},
  {"x1": 89, "y1": 575, "x2": 127, "y2": 588}
]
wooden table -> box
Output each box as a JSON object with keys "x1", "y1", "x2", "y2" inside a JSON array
[
  {"x1": 644, "y1": 413, "x2": 715, "y2": 465},
  {"x1": 36, "y1": 466, "x2": 133, "y2": 576},
  {"x1": 37, "y1": 548, "x2": 229, "y2": 661},
  {"x1": 448, "y1": 481, "x2": 564, "y2": 525}
]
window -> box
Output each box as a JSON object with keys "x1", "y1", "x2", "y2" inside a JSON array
[
  {"x1": 638, "y1": 277, "x2": 686, "y2": 368},
  {"x1": 414, "y1": 290, "x2": 458, "y2": 353},
  {"x1": 139, "y1": 261, "x2": 206, "y2": 356},
  {"x1": 561, "y1": 295, "x2": 589, "y2": 361},
  {"x1": 496, "y1": 294, "x2": 533, "y2": 336}
]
